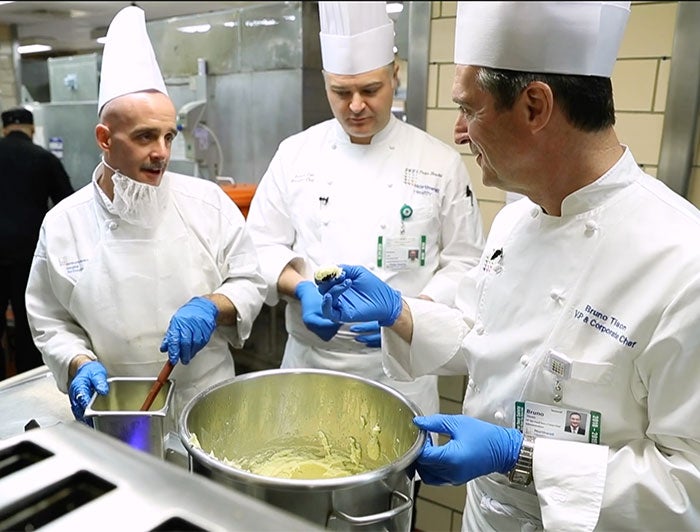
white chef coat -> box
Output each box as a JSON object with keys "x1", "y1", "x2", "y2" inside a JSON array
[
  {"x1": 26, "y1": 164, "x2": 266, "y2": 416},
  {"x1": 382, "y1": 147, "x2": 700, "y2": 531},
  {"x1": 246, "y1": 115, "x2": 485, "y2": 416}
]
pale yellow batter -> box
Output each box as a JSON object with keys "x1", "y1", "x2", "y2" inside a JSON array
[{"x1": 189, "y1": 430, "x2": 386, "y2": 480}]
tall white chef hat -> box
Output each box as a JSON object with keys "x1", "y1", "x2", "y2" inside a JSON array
[
  {"x1": 319, "y1": 1, "x2": 395, "y2": 75},
  {"x1": 97, "y1": 5, "x2": 168, "y2": 114},
  {"x1": 454, "y1": 1, "x2": 631, "y2": 77}
]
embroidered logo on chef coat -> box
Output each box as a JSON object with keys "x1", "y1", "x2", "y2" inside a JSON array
[
  {"x1": 482, "y1": 247, "x2": 504, "y2": 274},
  {"x1": 290, "y1": 172, "x2": 315, "y2": 183},
  {"x1": 572, "y1": 304, "x2": 638, "y2": 348},
  {"x1": 59, "y1": 256, "x2": 89, "y2": 276},
  {"x1": 403, "y1": 168, "x2": 441, "y2": 197}
]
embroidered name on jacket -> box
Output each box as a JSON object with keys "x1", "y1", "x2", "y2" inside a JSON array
[
  {"x1": 59, "y1": 257, "x2": 89, "y2": 276},
  {"x1": 573, "y1": 304, "x2": 638, "y2": 348},
  {"x1": 403, "y1": 168, "x2": 441, "y2": 196}
]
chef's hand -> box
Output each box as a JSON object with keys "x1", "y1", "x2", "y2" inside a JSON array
[
  {"x1": 69, "y1": 361, "x2": 109, "y2": 423},
  {"x1": 318, "y1": 265, "x2": 402, "y2": 326},
  {"x1": 295, "y1": 281, "x2": 340, "y2": 341},
  {"x1": 350, "y1": 321, "x2": 381, "y2": 348},
  {"x1": 160, "y1": 296, "x2": 218, "y2": 365},
  {"x1": 413, "y1": 414, "x2": 523, "y2": 486}
]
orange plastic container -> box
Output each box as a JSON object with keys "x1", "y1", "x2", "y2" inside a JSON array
[{"x1": 219, "y1": 183, "x2": 257, "y2": 219}]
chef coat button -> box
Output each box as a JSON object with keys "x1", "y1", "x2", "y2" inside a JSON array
[
  {"x1": 467, "y1": 379, "x2": 474, "y2": 389},
  {"x1": 331, "y1": 144, "x2": 337, "y2": 150},
  {"x1": 550, "y1": 290, "x2": 564, "y2": 303},
  {"x1": 494, "y1": 264, "x2": 503, "y2": 274},
  {"x1": 475, "y1": 324, "x2": 485, "y2": 335},
  {"x1": 380, "y1": 224, "x2": 386, "y2": 229},
  {"x1": 389, "y1": 145, "x2": 395, "y2": 150},
  {"x1": 108, "y1": 221, "x2": 118, "y2": 230},
  {"x1": 369, "y1": 265, "x2": 376, "y2": 271},
  {"x1": 584, "y1": 220, "x2": 599, "y2": 235},
  {"x1": 494, "y1": 410, "x2": 505, "y2": 422},
  {"x1": 388, "y1": 183, "x2": 393, "y2": 188},
  {"x1": 520, "y1": 355, "x2": 529, "y2": 366},
  {"x1": 530, "y1": 208, "x2": 540, "y2": 218}
]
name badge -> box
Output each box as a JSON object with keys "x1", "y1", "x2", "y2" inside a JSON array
[
  {"x1": 515, "y1": 400, "x2": 601, "y2": 444},
  {"x1": 377, "y1": 235, "x2": 426, "y2": 271}
]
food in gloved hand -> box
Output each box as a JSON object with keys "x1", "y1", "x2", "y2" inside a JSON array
[{"x1": 314, "y1": 265, "x2": 344, "y2": 284}]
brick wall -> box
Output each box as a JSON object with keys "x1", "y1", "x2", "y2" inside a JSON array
[{"x1": 0, "y1": 23, "x2": 18, "y2": 111}]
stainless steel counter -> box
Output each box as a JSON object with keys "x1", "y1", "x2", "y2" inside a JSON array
[
  {"x1": 0, "y1": 367, "x2": 321, "y2": 530},
  {"x1": 0, "y1": 366, "x2": 73, "y2": 440}
]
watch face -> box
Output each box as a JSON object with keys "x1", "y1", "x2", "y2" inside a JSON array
[{"x1": 510, "y1": 471, "x2": 531, "y2": 485}]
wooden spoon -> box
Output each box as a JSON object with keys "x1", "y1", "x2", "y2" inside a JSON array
[{"x1": 140, "y1": 360, "x2": 174, "y2": 411}]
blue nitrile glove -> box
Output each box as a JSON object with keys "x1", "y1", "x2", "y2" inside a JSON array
[
  {"x1": 413, "y1": 414, "x2": 524, "y2": 486},
  {"x1": 69, "y1": 360, "x2": 109, "y2": 423},
  {"x1": 318, "y1": 265, "x2": 402, "y2": 326},
  {"x1": 350, "y1": 321, "x2": 381, "y2": 348},
  {"x1": 295, "y1": 281, "x2": 340, "y2": 341},
  {"x1": 160, "y1": 296, "x2": 219, "y2": 365}
]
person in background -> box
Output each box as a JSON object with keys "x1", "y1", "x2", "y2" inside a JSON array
[
  {"x1": 0, "y1": 107, "x2": 74, "y2": 378},
  {"x1": 317, "y1": 1, "x2": 700, "y2": 530},
  {"x1": 25, "y1": 6, "x2": 265, "y2": 423},
  {"x1": 246, "y1": 4, "x2": 484, "y2": 525},
  {"x1": 246, "y1": 0, "x2": 483, "y2": 422}
]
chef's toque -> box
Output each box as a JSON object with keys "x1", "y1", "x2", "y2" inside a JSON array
[
  {"x1": 319, "y1": 1, "x2": 395, "y2": 75},
  {"x1": 454, "y1": 1, "x2": 631, "y2": 77},
  {"x1": 98, "y1": 5, "x2": 168, "y2": 114}
]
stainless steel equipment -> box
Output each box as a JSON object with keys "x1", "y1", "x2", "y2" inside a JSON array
[
  {"x1": 29, "y1": 101, "x2": 101, "y2": 191},
  {"x1": 84, "y1": 377, "x2": 175, "y2": 459},
  {"x1": 179, "y1": 368, "x2": 426, "y2": 531},
  {"x1": 0, "y1": 421, "x2": 319, "y2": 531}
]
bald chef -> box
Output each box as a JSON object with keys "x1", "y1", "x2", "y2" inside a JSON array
[{"x1": 25, "y1": 6, "x2": 265, "y2": 422}]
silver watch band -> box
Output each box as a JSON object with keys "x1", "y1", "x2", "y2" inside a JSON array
[{"x1": 508, "y1": 435, "x2": 535, "y2": 486}]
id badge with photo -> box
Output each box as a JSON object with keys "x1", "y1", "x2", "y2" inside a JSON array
[
  {"x1": 377, "y1": 235, "x2": 426, "y2": 271},
  {"x1": 514, "y1": 400, "x2": 602, "y2": 444}
]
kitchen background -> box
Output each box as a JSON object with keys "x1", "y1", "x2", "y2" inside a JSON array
[{"x1": 0, "y1": 1, "x2": 698, "y2": 530}]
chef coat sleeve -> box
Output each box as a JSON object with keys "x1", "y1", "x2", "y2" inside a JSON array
[
  {"x1": 246, "y1": 150, "x2": 303, "y2": 306},
  {"x1": 535, "y1": 272, "x2": 700, "y2": 531},
  {"x1": 381, "y1": 296, "x2": 471, "y2": 381},
  {"x1": 25, "y1": 225, "x2": 97, "y2": 393},
  {"x1": 211, "y1": 188, "x2": 267, "y2": 348},
  {"x1": 418, "y1": 155, "x2": 485, "y2": 305}
]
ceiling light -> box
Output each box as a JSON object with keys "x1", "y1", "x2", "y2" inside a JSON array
[
  {"x1": 386, "y1": 2, "x2": 404, "y2": 15},
  {"x1": 18, "y1": 44, "x2": 52, "y2": 54},
  {"x1": 177, "y1": 23, "x2": 211, "y2": 34}
]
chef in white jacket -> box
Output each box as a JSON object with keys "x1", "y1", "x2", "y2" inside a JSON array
[
  {"x1": 245, "y1": 1, "x2": 484, "y2": 420},
  {"x1": 25, "y1": 6, "x2": 266, "y2": 421},
  {"x1": 317, "y1": 2, "x2": 700, "y2": 531}
]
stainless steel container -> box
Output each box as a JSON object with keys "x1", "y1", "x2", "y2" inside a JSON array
[
  {"x1": 179, "y1": 368, "x2": 425, "y2": 531},
  {"x1": 84, "y1": 377, "x2": 175, "y2": 458}
]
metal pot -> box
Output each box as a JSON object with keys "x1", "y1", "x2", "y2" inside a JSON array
[{"x1": 179, "y1": 368, "x2": 425, "y2": 531}]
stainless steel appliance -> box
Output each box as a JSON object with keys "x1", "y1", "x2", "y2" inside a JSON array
[{"x1": 0, "y1": 421, "x2": 319, "y2": 531}]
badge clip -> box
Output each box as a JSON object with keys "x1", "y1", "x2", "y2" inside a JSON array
[{"x1": 545, "y1": 350, "x2": 572, "y2": 403}]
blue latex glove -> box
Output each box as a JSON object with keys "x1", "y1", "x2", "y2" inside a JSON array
[
  {"x1": 413, "y1": 414, "x2": 523, "y2": 486},
  {"x1": 160, "y1": 296, "x2": 218, "y2": 365},
  {"x1": 295, "y1": 281, "x2": 340, "y2": 341},
  {"x1": 68, "y1": 360, "x2": 109, "y2": 423},
  {"x1": 317, "y1": 265, "x2": 402, "y2": 326},
  {"x1": 349, "y1": 321, "x2": 381, "y2": 348}
]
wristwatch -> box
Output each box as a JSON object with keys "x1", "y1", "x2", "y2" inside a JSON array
[{"x1": 508, "y1": 435, "x2": 535, "y2": 486}]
